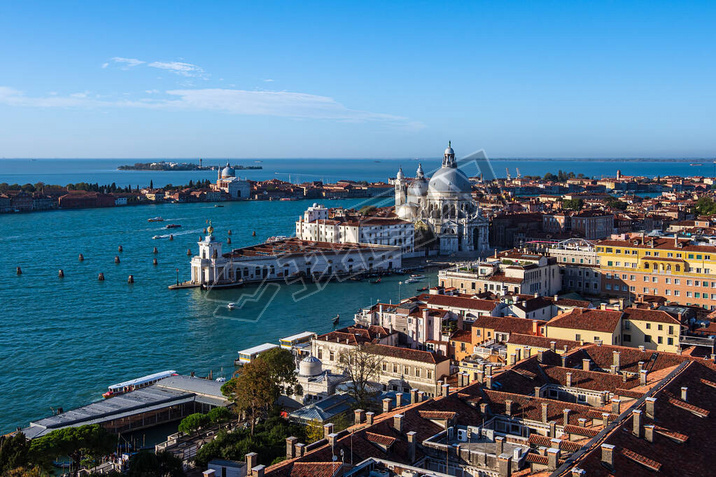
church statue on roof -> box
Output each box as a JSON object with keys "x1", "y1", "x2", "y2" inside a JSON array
[{"x1": 394, "y1": 142, "x2": 489, "y2": 255}]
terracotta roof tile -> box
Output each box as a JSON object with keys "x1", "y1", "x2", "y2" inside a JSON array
[{"x1": 547, "y1": 309, "x2": 622, "y2": 333}]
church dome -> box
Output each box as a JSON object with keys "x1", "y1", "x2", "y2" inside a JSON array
[
  {"x1": 299, "y1": 356, "x2": 323, "y2": 377},
  {"x1": 428, "y1": 166, "x2": 472, "y2": 196},
  {"x1": 444, "y1": 145, "x2": 454, "y2": 156},
  {"x1": 396, "y1": 167, "x2": 405, "y2": 180},
  {"x1": 221, "y1": 163, "x2": 235, "y2": 178},
  {"x1": 408, "y1": 177, "x2": 428, "y2": 196}
]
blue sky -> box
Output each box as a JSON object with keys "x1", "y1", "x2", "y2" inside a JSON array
[{"x1": 0, "y1": 1, "x2": 714, "y2": 159}]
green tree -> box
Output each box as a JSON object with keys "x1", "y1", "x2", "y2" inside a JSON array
[
  {"x1": 0, "y1": 433, "x2": 30, "y2": 474},
  {"x1": 178, "y1": 413, "x2": 210, "y2": 435},
  {"x1": 694, "y1": 197, "x2": 716, "y2": 216},
  {"x1": 305, "y1": 419, "x2": 325, "y2": 444},
  {"x1": 207, "y1": 406, "x2": 233, "y2": 424},
  {"x1": 562, "y1": 198, "x2": 584, "y2": 210},
  {"x1": 221, "y1": 359, "x2": 278, "y2": 435},
  {"x1": 259, "y1": 347, "x2": 298, "y2": 395},
  {"x1": 30, "y1": 424, "x2": 117, "y2": 477}
]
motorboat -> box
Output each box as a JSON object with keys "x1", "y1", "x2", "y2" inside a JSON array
[
  {"x1": 165, "y1": 224, "x2": 182, "y2": 229},
  {"x1": 227, "y1": 302, "x2": 237, "y2": 310},
  {"x1": 332, "y1": 314, "x2": 340, "y2": 325},
  {"x1": 148, "y1": 217, "x2": 164, "y2": 222}
]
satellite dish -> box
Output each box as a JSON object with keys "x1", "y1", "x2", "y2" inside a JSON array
[{"x1": 332, "y1": 455, "x2": 337, "y2": 462}]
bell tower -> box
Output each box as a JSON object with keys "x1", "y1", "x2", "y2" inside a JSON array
[{"x1": 394, "y1": 167, "x2": 406, "y2": 207}]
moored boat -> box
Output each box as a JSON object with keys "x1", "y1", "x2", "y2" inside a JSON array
[{"x1": 102, "y1": 370, "x2": 177, "y2": 398}]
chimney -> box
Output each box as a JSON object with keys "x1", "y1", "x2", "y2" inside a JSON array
[
  {"x1": 396, "y1": 392, "x2": 403, "y2": 408},
  {"x1": 204, "y1": 471, "x2": 216, "y2": 477},
  {"x1": 563, "y1": 408, "x2": 571, "y2": 426},
  {"x1": 246, "y1": 452, "x2": 258, "y2": 471},
  {"x1": 566, "y1": 372, "x2": 573, "y2": 387},
  {"x1": 407, "y1": 431, "x2": 417, "y2": 462},
  {"x1": 328, "y1": 433, "x2": 338, "y2": 448},
  {"x1": 537, "y1": 350, "x2": 544, "y2": 363},
  {"x1": 476, "y1": 370, "x2": 484, "y2": 383},
  {"x1": 534, "y1": 386, "x2": 541, "y2": 398},
  {"x1": 515, "y1": 348, "x2": 522, "y2": 362},
  {"x1": 394, "y1": 414, "x2": 404, "y2": 433},
  {"x1": 505, "y1": 400, "x2": 513, "y2": 416},
  {"x1": 486, "y1": 375, "x2": 493, "y2": 389},
  {"x1": 681, "y1": 386, "x2": 688, "y2": 402},
  {"x1": 550, "y1": 438, "x2": 561, "y2": 449},
  {"x1": 382, "y1": 398, "x2": 392, "y2": 413},
  {"x1": 571, "y1": 469, "x2": 586, "y2": 477},
  {"x1": 612, "y1": 399, "x2": 621, "y2": 415},
  {"x1": 645, "y1": 397, "x2": 656, "y2": 419},
  {"x1": 437, "y1": 380, "x2": 443, "y2": 396},
  {"x1": 561, "y1": 355, "x2": 567, "y2": 367},
  {"x1": 639, "y1": 369, "x2": 648, "y2": 386},
  {"x1": 613, "y1": 351, "x2": 620, "y2": 371},
  {"x1": 582, "y1": 359, "x2": 591, "y2": 371},
  {"x1": 354, "y1": 409, "x2": 366, "y2": 426},
  {"x1": 550, "y1": 341, "x2": 557, "y2": 352},
  {"x1": 295, "y1": 443, "x2": 305, "y2": 457},
  {"x1": 547, "y1": 448, "x2": 560, "y2": 471},
  {"x1": 542, "y1": 402, "x2": 549, "y2": 423},
  {"x1": 410, "y1": 388, "x2": 418, "y2": 403},
  {"x1": 524, "y1": 347, "x2": 532, "y2": 358},
  {"x1": 632, "y1": 410, "x2": 642, "y2": 437},
  {"x1": 442, "y1": 383, "x2": 450, "y2": 396},
  {"x1": 645, "y1": 424, "x2": 655, "y2": 443},
  {"x1": 324, "y1": 423, "x2": 334, "y2": 439},
  {"x1": 497, "y1": 454, "x2": 512, "y2": 477},
  {"x1": 610, "y1": 365, "x2": 618, "y2": 374},
  {"x1": 601, "y1": 444, "x2": 615, "y2": 468},
  {"x1": 638, "y1": 361, "x2": 645, "y2": 372},
  {"x1": 479, "y1": 402, "x2": 489, "y2": 416},
  {"x1": 495, "y1": 436, "x2": 504, "y2": 456},
  {"x1": 509, "y1": 354, "x2": 516, "y2": 366},
  {"x1": 602, "y1": 412, "x2": 611, "y2": 427},
  {"x1": 286, "y1": 436, "x2": 298, "y2": 459},
  {"x1": 252, "y1": 465, "x2": 265, "y2": 477},
  {"x1": 366, "y1": 411, "x2": 375, "y2": 425},
  {"x1": 418, "y1": 391, "x2": 426, "y2": 402},
  {"x1": 578, "y1": 418, "x2": 587, "y2": 427}
]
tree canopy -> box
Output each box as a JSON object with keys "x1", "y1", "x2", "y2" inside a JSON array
[
  {"x1": 259, "y1": 347, "x2": 298, "y2": 395},
  {"x1": 30, "y1": 424, "x2": 117, "y2": 476},
  {"x1": 178, "y1": 413, "x2": 210, "y2": 435},
  {"x1": 340, "y1": 345, "x2": 383, "y2": 408},
  {"x1": 221, "y1": 359, "x2": 279, "y2": 435},
  {"x1": 694, "y1": 196, "x2": 716, "y2": 216},
  {"x1": 127, "y1": 450, "x2": 185, "y2": 477},
  {"x1": 0, "y1": 433, "x2": 30, "y2": 474}
]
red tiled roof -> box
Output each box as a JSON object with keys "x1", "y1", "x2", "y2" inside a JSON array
[
  {"x1": 473, "y1": 316, "x2": 544, "y2": 335},
  {"x1": 365, "y1": 432, "x2": 396, "y2": 447},
  {"x1": 621, "y1": 448, "x2": 662, "y2": 472},
  {"x1": 547, "y1": 309, "x2": 622, "y2": 333},
  {"x1": 450, "y1": 330, "x2": 472, "y2": 343},
  {"x1": 623, "y1": 308, "x2": 680, "y2": 324},
  {"x1": 290, "y1": 463, "x2": 344, "y2": 477},
  {"x1": 365, "y1": 344, "x2": 450, "y2": 364},
  {"x1": 418, "y1": 410, "x2": 456, "y2": 420},
  {"x1": 425, "y1": 294, "x2": 497, "y2": 312},
  {"x1": 525, "y1": 453, "x2": 548, "y2": 465}
]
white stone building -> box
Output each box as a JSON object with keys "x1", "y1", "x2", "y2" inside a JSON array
[
  {"x1": 394, "y1": 143, "x2": 489, "y2": 255},
  {"x1": 212, "y1": 162, "x2": 250, "y2": 199},
  {"x1": 295, "y1": 204, "x2": 416, "y2": 256}
]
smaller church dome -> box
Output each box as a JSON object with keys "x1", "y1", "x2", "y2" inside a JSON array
[
  {"x1": 221, "y1": 163, "x2": 235, "y2": 178},
  {"x1": 299, "y1": 356, "x2": 323, "y2": 377},
  {"x1": 396, "y1": 167, "x2": 404, "y2": 180},
  {"x1": 408, "y1": 178, "x2": 428, "y2": 196}
]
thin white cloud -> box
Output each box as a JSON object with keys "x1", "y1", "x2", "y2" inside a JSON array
[
  {"x1": 263, "y1": 79, "x2": 275, "y2": 82},
  {"x1": 147, "y1": 61, "x2": 206, "y2": 78},
  {"x1": 108, "y1": 57, "x2": 145, "y2": 69},
  {"x1": 0, "y1": 86, "x2": 424, "y2": 129}
]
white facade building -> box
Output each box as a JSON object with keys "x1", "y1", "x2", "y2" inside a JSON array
[
  {"x1": 190, "y1": 226, "x2": 402, "y2": 287},
  {"x1": 212, "y1": 162, "x2": 250, "y2": 199},
  {"x1": 394, "y1": 143, "x2": 489, "y2": 255},
  {"x1": 295, "y1": 204, "x2": 416, "y2": 256}
]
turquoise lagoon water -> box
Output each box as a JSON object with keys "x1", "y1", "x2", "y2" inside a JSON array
[{"x1": 0, "y1": 198, "x2": 435, "y2": 433}]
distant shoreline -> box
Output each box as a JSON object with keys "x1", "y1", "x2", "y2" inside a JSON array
[{"x1": 117, "y1": 161, "x2": 262, "y2": 171}]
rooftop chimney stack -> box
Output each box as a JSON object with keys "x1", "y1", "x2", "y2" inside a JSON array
[
  {"x1": 550, "y1": 341, "x2": 557, "y2": 352},
  {"x1": 547, "y1": 448, "x2": 560, "y2": 471},
  {"x1": 612, "y1": 399, "x2": 621, "y2": 415},
  {"x1": 542, "y1": 402, "x2": 549, "y2": 423},
  {"x1": 566, "y1": 372, "x2": 573, "y2": 387},
  {"x1": 563, "y1": 408, "x2": 571, "y2": 426},
  {"x1": 645, "y1": 424, "x2": 655, "y2": 443},
  {"x1": 246, "y1": 452, "x2": 258, "y2": 471},
  {"x1": 640, "y1": 369, "x2": 648, "y2": 386},
  {"x1": 410, "y1": 388, "x2": 418, "y2": 404},
  {"x1": 505, "y1": 400, "x2": 513, "y2": 416},
  {"x1": 354, "y1": 409, "x2": 366, "y2": 426},
  {"x1": 366, "y1": 411, "x2": 375, "y2": 425},
  {"x1": 407, "y1": 431, "x2": 417, "y2": 462},
  {"x1": 295, "y1": 443, "x2": 305, "y2": 457},
  {"x1": 645, "y1": 397, "x2": 656, "y2": 419},
  {"x1": 382, "y1": 398, "x2": 392, "y2": 413},
  {"x1": 328, "y1": 433, "x2": 338, "y2": 448},
  {"x1": 582, "y1": 359, "x2": 591, "y2": 371},
  {"x1": 324, "y1": 423, "x2": 334, "y2": 439},
  {"x1": 396, "y1": 393, "x2": 403, "y2": 408},
  {"x1": 442, "y1": 383, "x2": 450, "y2": 396},
  {"x1": 495, "y1": 436, "x2": 504, "y2": 455},
  {"x1": 537, "y1": 350, "x2": 544, "y2": 363},
  {"x1": 497, "y1": 454, "x2": 512, "y2": 477},
  {"x1": 681, "y1": 386, "x2": 688, "y2": 402},
  {"x1": 632, "y1": 410, "x2": 642, "y2": 438},
  {"x1": 394, "y1": 414, "x2": 404, "y2": 433},
  {"x1": 286, "y1": 436, "x2": 298, "y2": 459},
  {"x1": 252, "y1": 465, "x2": 265, "y2": 477},
  {"x1": 601, "y1": 444, "x2": 615, "y2": 469}
]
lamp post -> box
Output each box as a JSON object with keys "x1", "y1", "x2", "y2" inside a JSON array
[{"x1": 176, "y1": 268, "x2": 179, "y2": 286}]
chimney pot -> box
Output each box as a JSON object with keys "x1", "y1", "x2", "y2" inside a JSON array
[
  {"x1": 246, "y1": 452, "x2": 258, "y2": 471},
  {"x1": 601, "y1": 444, "x2": 615, "y2": 468},
  {"x1": 323, "y1": 423, "x2": 334, "y2": 439},
  {"x1": 505, "y1": 400, "x2": 513, "y2": 416},
  {"x1": 354, "y1": 409, "x2": 365, "y2": 426},
  {"x1": 582, "y1": 359, "x2": 591, "y2": 371},
  {"x1": 645, "y1": 424, "x2": 655, "y2": 443},
  {"x1": 396, "y1": 392, "x2": 403, "y2": 408},
  {"x1": 252, "y1": 465, "x2": 265, "y2": 477},
  {"x1": 563, "y1": 408, "x2": 571, "y2": 426},
  {"x1": 681, "y1": 386, "x2": 688, "y2": 402},
  {"x1": 547, "y1": 448, "x2": 560, "y2": 471},
  {"x1": 632, "y1": 410, "x2": 642, "y2": 437},
  {"x1": 639, "y1": 369, "x2": 648, "y2": 386},
  {"x1": 645, "y1": 397, "x2": 656, "y2": 419},
  {"x1": 286, "y1": 436, "x2": 298, "y2": 459},
  {"x1": 382, "y1": 397, "x2": 392, "y2": 413},
  {"x1": 394, "y1": 414, "x2": 405, "y2": 433},
  {"x1": 566, "y1": 372, "x2": 573, "y2": 387},
  {"x1": 542, "y1": 402, "x2": 549, "y2": 423},
  {"x1": 612, "y1": 399, "x2": 621, "y2": 415},
  {"x1": 366, "y1": 411, "x2": 375, "y2": 425}
]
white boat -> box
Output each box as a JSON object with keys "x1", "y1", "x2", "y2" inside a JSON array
[
  {"x1": 227, "y1": 302, "x2": 237, "y2": 310},
  {"x1": 103, "y1": 370, "x2": 177, "y2": 398},
  {"x1": 410, "y1": 274, "x2": 426, "y2": 280},
  {"x1": 152, "y1": 235, "x2": 162, "y2": 240},
  {"x1": 147, "y1": 217, "x2": 164, "y2": 222},
  {"x1": 405, "y1": 277, "x2": 420, "y2": 283}
]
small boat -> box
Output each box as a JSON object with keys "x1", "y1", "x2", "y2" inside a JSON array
[
  {"x1": 227, "y1": 302, "x2": 237, "y2": 310},
  {"x1": 417, "y1": 286, "x2": 428, "y2": 292},
  {"x1": 410, "y1": 274, "x2": 426, "y2": 280},
  {"x1": 148, "y1": 217, "x2": 164, "y2": 222},
  {"x1": 371, "y1": 277, "x2": 382, "y2": 284},
  {"x1": 214, "y1": 205, "x2": 224, "y2": 207},
  {"x1": 152, "y1": 235, "x2": 162, "y2": 240},
  {"x1": 103, "y1": 370, "x2": 177, "y2": 398},
  {"x1": 252, "y1": 231, "x2": 256, "y2": 237},
  {"x1": 165, "y1": 224, "x2": 182, "y2": 229},
  {"x1": 332, "y1": 314, "x2": 340, "y2": 325}
]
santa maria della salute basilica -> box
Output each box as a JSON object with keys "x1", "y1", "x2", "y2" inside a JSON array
[{"x1": 394, "y1": 142, "x2": 489, "y2": 255}]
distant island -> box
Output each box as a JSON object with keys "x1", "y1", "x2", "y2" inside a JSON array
[{"x1": 118, "y1": 161, "x2": 262, "y2": 171}]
